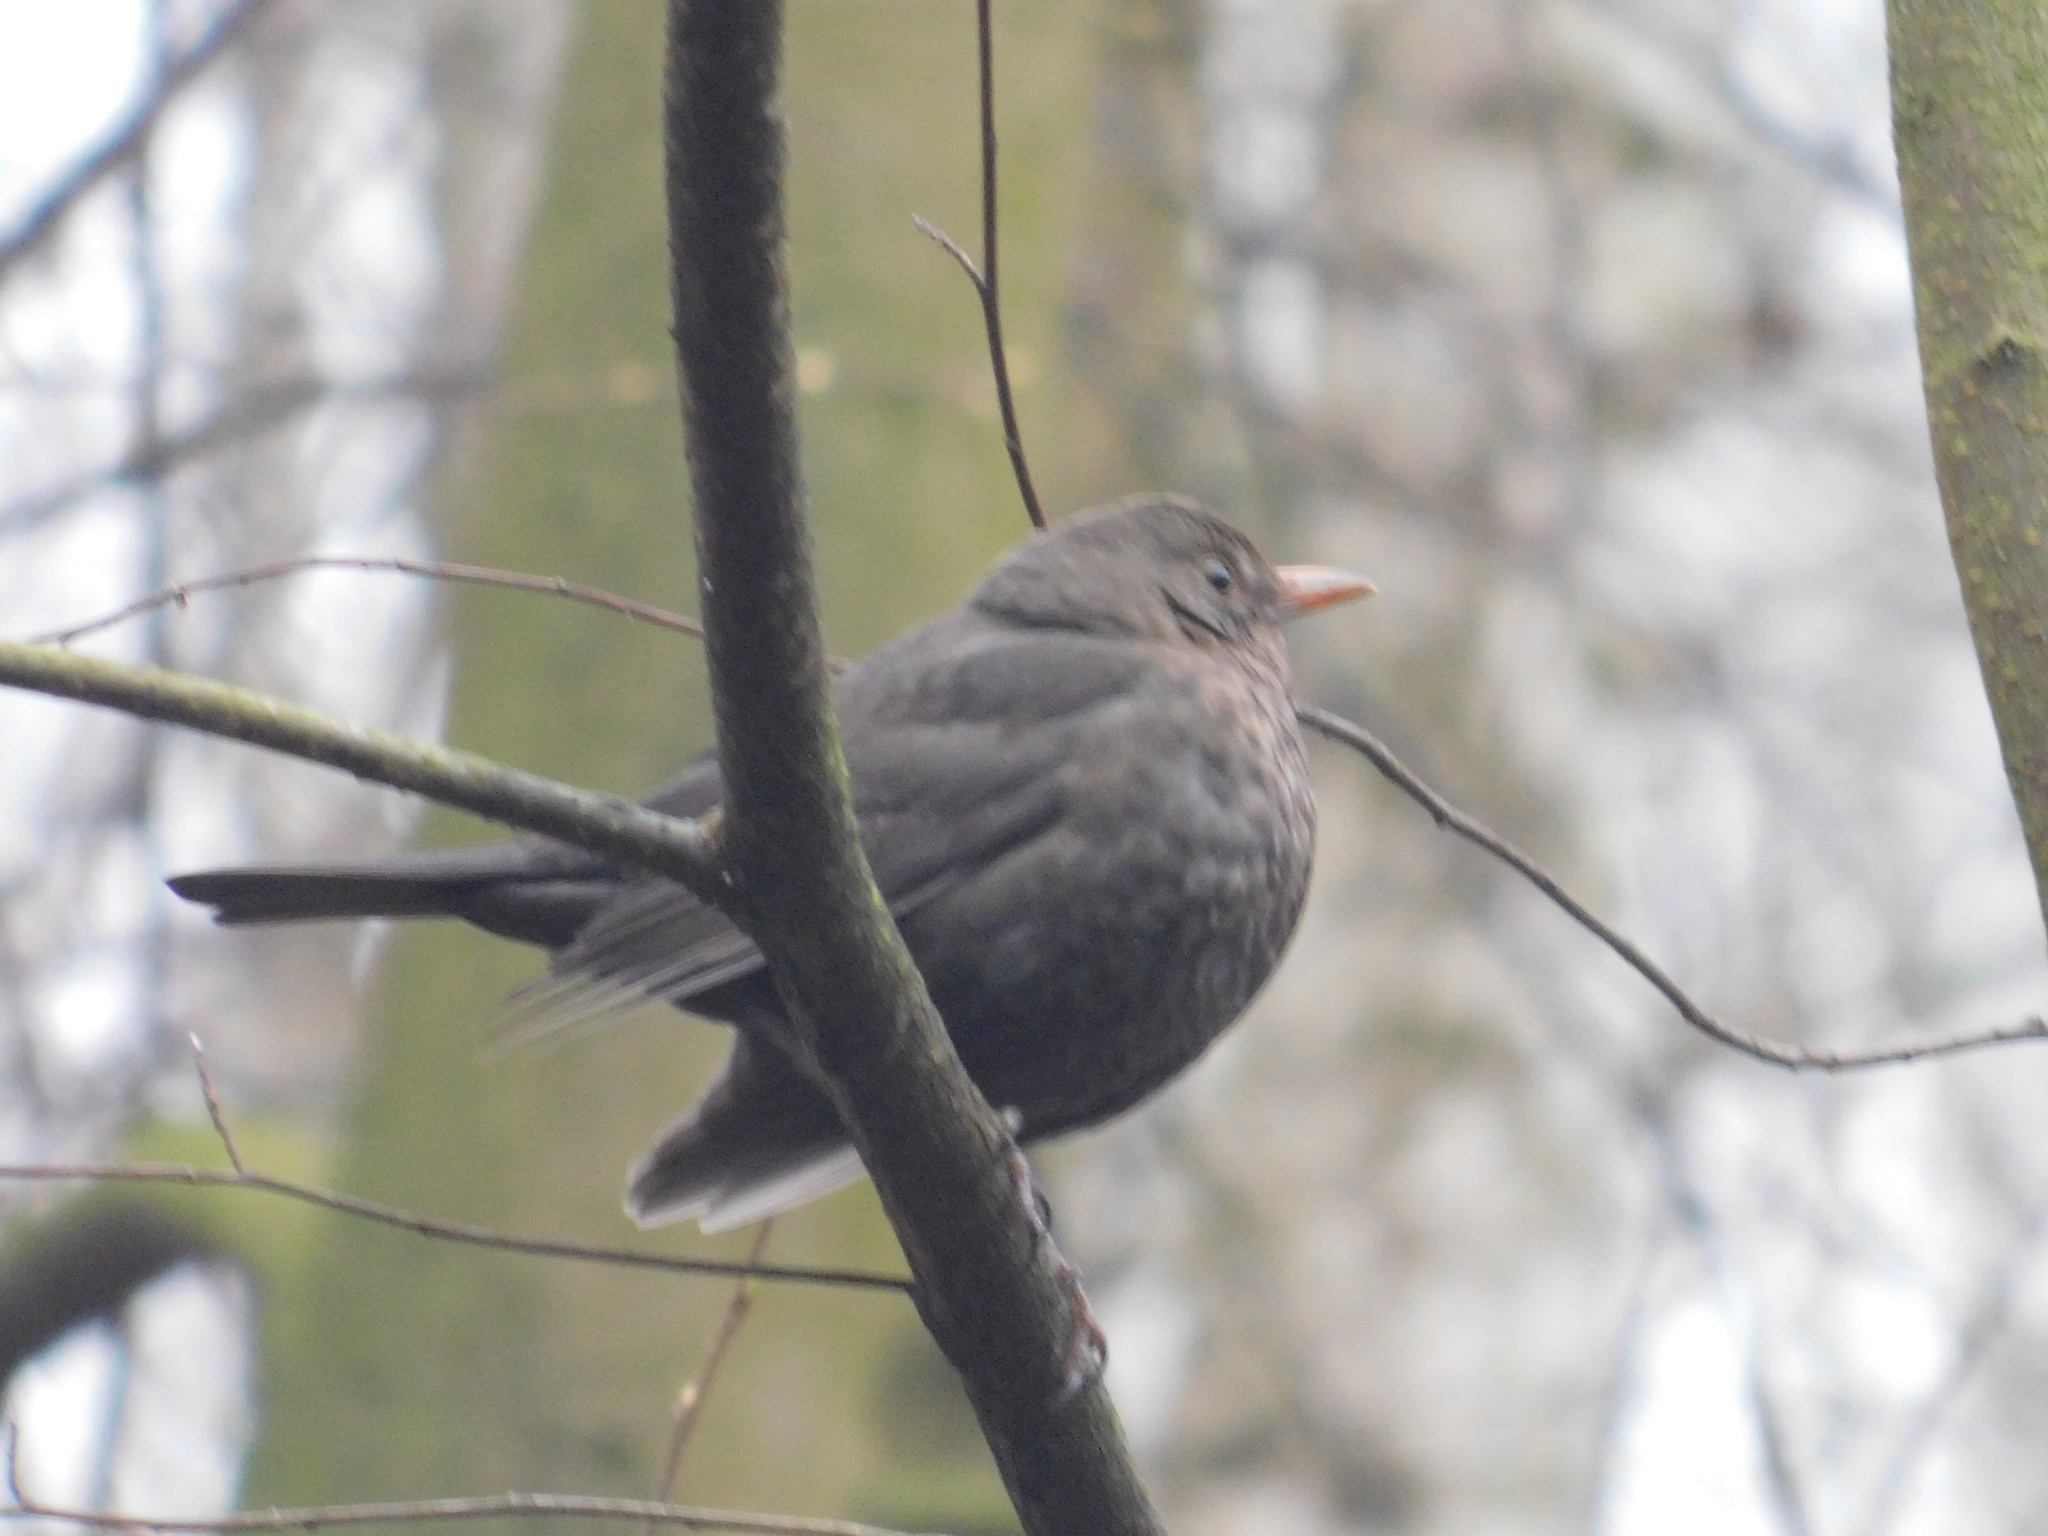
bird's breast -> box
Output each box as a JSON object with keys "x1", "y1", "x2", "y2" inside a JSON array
[{"x1": 925, "y1": 655, "x2": 1315, "y2": 1136}]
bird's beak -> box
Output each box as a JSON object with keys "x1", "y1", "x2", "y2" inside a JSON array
[{"x1": 1275, "y1": 565, "x2": 1376, "y2": 620}]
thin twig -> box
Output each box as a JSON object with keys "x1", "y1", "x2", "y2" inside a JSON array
[
  {"x1": 187, "y1": 1034, "x2": 244, "y2": 1175},
  {"x1": 0, "y1": 1499, "x2": 915, "y2": 1536},
  {"x1": 0, "y1": 1445, "x2": 911, "y2": 1536},
  {"x1": 649, "y1": 1220, "x2": 775, "y2": 1525},
  {"x1": 970, "y1": 0, "x2": 1043, "y2": 531},
  {"x1": 34, "y1": 556, "x2": 704, "y2": 649},
  {"x1": 0, "y1": 0, "x2": 278, "y2": 288},
  {"x1": 909, "y1": 0, "x2": 1046, "y2": 532},
  {"x1": 0, "y1": 1162, "x2": 905, "y2": 1293},
  {"x1": 911, "y1": 216, "x2": 981, "y2": 287},
  {"x1": 1297, "y1": 702, "x2": 2048, "y2": 1071}
]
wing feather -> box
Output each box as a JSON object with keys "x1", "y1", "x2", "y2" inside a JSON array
[{"x1": 526, "y1": 620, "x2": 1151, "y2": 1029}]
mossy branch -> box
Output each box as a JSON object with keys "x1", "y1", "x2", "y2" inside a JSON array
[
  {"x1": 1891, "y1": 1, "x2": 2048, "y2": 929},
  {"x1": 0, "y1": 641, "x2": 721, "y2": 900},
  {"x1": 659, "y1": 0, "x2": 1162, "y2": 1531}
]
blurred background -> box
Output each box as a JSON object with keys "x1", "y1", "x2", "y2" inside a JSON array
[{"x1": 4, "y1": 0, "x2": 2048, "y2": 1532}]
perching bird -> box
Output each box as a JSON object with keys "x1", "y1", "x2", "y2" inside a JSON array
[{"x1": 170, "y1": 496, "x2": 1372, "y2": 1231}]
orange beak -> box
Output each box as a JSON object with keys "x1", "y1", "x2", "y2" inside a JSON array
[{"x1": 1275, "y1": 564, "x2": 1375, "y2": 620}]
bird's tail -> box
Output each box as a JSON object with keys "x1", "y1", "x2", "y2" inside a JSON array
[
  {"x1": 169, "y1": 862, "x2": 473, "y2": 925},
  {"x1": 167, "y1": 844, "x2": 598, "y2": 944},
  {"x1": 625, "y1": 1034, "x2": 861, "y2": 1232}
]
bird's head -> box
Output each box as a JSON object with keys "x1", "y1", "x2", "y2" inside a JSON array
[{"x1": 971, "y1": 494, "x2": 1374, "y2": 651}]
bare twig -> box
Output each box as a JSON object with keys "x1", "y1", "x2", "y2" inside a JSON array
[
  {"x1": 0, "y1": 1499, "x2": 914, "y2": 1536},
  {"x1": 187, "y1": 1034, "x2": 244, "y2": 1175},
  {"x1": 649, "y1": 1220, "x2": 776, "y2": 1523},
  {"x1": 34, "y1": 556, "x2": 703, "y2": 649},
  {"x1": 0, "y1": 1163, "x2": 904, "y2": 1293},
  {"x1": 911, "y1": 216, "x2": 981, "y2": 287},
  {"x1": 0, "y1": 0, "x2": 277, "y2": 287},
  {"x1": 0, "y1": 1438, "x2": 910, "y2": 1536},
  {"x1": 910, "y1": 0, "x2": 1046, "y2": 532},
  {"x1": 968, "y1": 0, "x2": 1043, "y2": 531},
  {"x1": 1297, "y1": 703, "x2": 2048, "y2": 1070}
]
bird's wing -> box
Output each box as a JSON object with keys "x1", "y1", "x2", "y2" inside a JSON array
[{"x1": 521, "y1": 618, "x2": 1151, "y2": 1028}]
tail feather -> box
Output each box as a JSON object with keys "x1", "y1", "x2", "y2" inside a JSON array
[
  {"x1": 623, "y1": 1033, "x2": 854, "y2": 1231},
  {"x1": 169, "y1": 845, "x2": 614, "y2": 947},
  {"x1": 628, "y1": 1142, "x2": 865, "y2": 1233},
  {"x1": 168, "y1": 865, "x2": 474, "y2": 925}
]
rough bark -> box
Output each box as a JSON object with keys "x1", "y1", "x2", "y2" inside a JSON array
[
  {"x1": 661, "y1": 1, "x2": 1163, "y2": 1530},
  {"x1": 1891, "y1": 0, "x2": 2048, "y2": 927}
]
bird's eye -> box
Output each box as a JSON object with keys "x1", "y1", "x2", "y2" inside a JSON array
[{"x1": 1204, "y1": 559, "x2": 1235, "y2": 594}]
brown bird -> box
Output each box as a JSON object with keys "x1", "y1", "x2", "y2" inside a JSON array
[{"x1": 169, "y1": 496, "x2": 1372, "y2": 1229}]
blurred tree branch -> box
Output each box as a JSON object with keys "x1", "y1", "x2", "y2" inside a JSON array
[
  {"x1": 1, "y1": 1475, "x2": 918, "y2": 1536},
  {"x1": 1890, "y1": 2, "x2": 2048, "y2": 928},
  {"x1": 0, "y1": 0, "x2": 276, "y2": 288},
  {"x1": 0, "y1": 1200, "x2": 220, "y2": 1382},
  {"x1": 0, "y1": 1159, "x2": 903, "y2": 1293},
  {"x1": 0, "y1": 371, "x2": 489, "y2": 538},
  {"x1": 32, "y1": 553, "x2": 703, "y2": 650}
]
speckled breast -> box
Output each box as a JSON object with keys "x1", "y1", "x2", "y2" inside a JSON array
[{"x1": 911, "y1": 646, "x2": 1318, "y2": 1139}]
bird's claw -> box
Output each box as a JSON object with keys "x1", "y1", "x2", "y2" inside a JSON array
[
  {"x1": 1006, "y1": 1136, "x2": 1055, "y2": 1231},
  {"x1": 1052, "y1": 1261, "x2": 1109, "y2": 1404},
  {"x1": 1006, "y1": 1141, "x2": 1108, "y2": 1404}
]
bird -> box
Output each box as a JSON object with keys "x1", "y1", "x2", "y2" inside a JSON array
[{"x1": 169, "y1": 495, "x2": 1373, "y2": 1231}]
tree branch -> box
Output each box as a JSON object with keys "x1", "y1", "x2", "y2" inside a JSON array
[
  {"x1": 0, "y1": 1162, "x2": 904, "y2": 1292},
  {"x1": 650, "y1": 1220, "x2": 776, "y2": 1516},
  {"x1": 0, "y1": 1475, "x2": 913, "y2": 1536},
  {"x1": 660, "y1": 0, "x2": 1160, "y2": 1529},
  {"x1": 0, "y1": 641, "x2": 721, "y2": 902},
  {"x1": 0, "y1": 1046, "x2": 898, "y2": 1292},
  {"x1": 0, "y1": 371, "x2": 490, "y2": 538},
  {"x1": 32, "y1": 555, "x2": 703, "y2": 650},
  {"x1": 0, "y1": 0, "x2": 278, "y2": 288},
  {"x1": 1889, "y1": 0, "x2": 2048, "y2": 927},
  {"x1": 1300, "y1": 704, "x2": 2048, "y2": 1069}
]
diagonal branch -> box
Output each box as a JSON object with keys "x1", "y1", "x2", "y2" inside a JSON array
[
  {"x1": 1300, "y1": 703, "x2": 2048, "y2": 1070},
  {"x1": 649, "y1": 1219, "x2": 776, "y2": 1518},
  {"x1": 45, "y1": 519, "x2": 2037, "y2": 1083},
  {"x1": 0, "y1": 0, "x2": 278, "y2": 287},
  {"x1": 966, "y1": 0, "x2": 1045, "y2": 533},
  {"x1": 0, "y1": 371, "x2": 490, "y2": 538},
  {"x1": 0, "y1": 641, "x2": 721, "y2": 902},
  {"x1": 660, "y1": 0, "x2": 1159, "y2": 1530}
]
